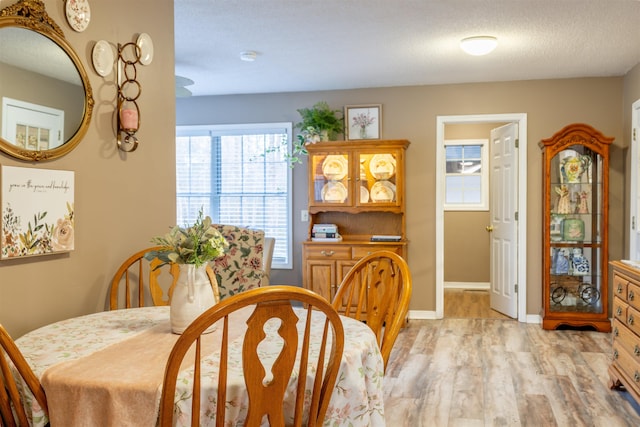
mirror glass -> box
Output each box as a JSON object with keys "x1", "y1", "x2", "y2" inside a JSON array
[{"x1": 0, "y1": 0, "x2": 93, "y2": 161}]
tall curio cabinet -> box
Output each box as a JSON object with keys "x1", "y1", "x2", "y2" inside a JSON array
[{"x1": 540, "y1": 123, "x2": 613, "y2": 332}]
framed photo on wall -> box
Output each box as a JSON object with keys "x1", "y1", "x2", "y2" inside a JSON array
[{"x1": 345, "y1": 104, "x2": 381, "y2": 140}]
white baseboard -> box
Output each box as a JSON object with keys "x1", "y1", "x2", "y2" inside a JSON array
[
  {"x1": 407, "y1": 310, "x2": 437, "y2": 319},
  {"x1": 444, "y1": 281, "x2": 490, "y2": 290},
  {"x1": 526, "y1": 314, "x2": 542, "y2": 324},
  {"x1": 408, "y1": 310, "x2": 542, "y2": 324}
]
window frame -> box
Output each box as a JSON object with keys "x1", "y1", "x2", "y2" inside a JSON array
[
  {"x1": 176, "y1": 122, "x2": 293, "y2": 269},
  {"x1": 443, "y1": 138, "x2": 489, "y2": 211}
]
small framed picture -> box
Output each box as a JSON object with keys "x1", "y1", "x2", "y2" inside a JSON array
[{"x1": 345, "y1": 104, "x2": 381, "y2": 140}]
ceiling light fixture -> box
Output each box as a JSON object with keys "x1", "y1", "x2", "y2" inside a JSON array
[
  {"x1": 239, "y1": 51, "x2": 257, "y2": 62},
  {"x1": 460, "y1": 36, "x2": 498, "y2": 56}
]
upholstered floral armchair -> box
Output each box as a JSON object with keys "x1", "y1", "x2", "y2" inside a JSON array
[{"x1": 209, "y1": 225, "x2": 267, "y2": 300}]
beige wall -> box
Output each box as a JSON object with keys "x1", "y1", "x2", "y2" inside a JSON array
[
  {"x1": 178, "y1": 78, "x2": 628, "y2": 318},
  {"x1": 0, "y1": 0, "x2": 176, "y2": 338}
]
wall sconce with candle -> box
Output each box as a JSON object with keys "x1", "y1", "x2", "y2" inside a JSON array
[{"x1": 116, "y1": 33, "x2": 153, "y2": 152}]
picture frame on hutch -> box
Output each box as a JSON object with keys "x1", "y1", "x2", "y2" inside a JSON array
[{"x1": 345, "y1": 104, "x2": 381, "y2": 141}]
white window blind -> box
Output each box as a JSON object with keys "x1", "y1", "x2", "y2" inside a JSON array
[{"x1": 176, "y1": 123, "x2": 292, "y2": 268}]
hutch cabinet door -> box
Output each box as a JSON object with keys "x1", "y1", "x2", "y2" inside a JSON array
[
  {"x1": 540, "y1": 123, "x2": 613, "y2": 332},
  {"x1": 308, "y1": 151, "x2": 353, "y2": 207}
]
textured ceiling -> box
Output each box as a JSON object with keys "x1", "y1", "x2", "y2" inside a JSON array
[{"x1": 174, "y1": 0, "x2": 640, "y2": 97}]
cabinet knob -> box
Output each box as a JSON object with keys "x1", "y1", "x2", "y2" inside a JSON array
[
  {"x1": 485, "y1": 225, "x2": 494, "y2": 232},
  {"x1": 614, "y1": 327, "x2": 619, "y2": 337},
  {"x1": 618, "y1": 284, "x2": 623, "y2": 294},
  {"x1": 320, "y1": 250, "x2": 335, "y2": 257},
  {"x1": 635, "y1": 371, "x2": 640, "y2": 383},
  {"x1": 629, "y1": 314, "x2": 635, "y2": 325},
  {"x1": 630, "y1": 290, "x2": 635, "y2": 301},
  {"x1": 635, "y1": 345, "x2": 640, "y2": 356},
  {"x1": 617, "y1": 307, "x2": 623, "y2": 316},
  {"x1": 614, "y1": 349, "x2": 619, "y2": 359}
]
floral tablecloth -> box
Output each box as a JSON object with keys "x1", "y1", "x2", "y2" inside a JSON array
[{"x1": 11, "y1": 306, "x2": 385, "y2": 426}]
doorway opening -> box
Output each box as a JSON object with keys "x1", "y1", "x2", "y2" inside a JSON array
[{"x1": 436, "y1": 114, "x2": 528, "y2": 322}]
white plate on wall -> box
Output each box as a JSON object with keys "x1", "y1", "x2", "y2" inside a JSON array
[
  {"x1": 66, "y1": 0, "x2": 91, "y2": 32},
  {"x1": 91, "y1": 40, "x2": 114, "y2": 77},
  {"x1": 136, "y1": 33, "x2": 154, "y2": 65}
]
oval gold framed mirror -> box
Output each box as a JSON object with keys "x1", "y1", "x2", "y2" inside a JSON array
[{"x1": 0, "y1": 0, "x2": 94, "y2": 161}]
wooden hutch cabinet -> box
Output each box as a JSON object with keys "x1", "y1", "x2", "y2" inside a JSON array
[
  {"x1": 302, "y1": 139, "x2": 409, "y2": 302},
  {"x1": 539, "y1": 123, "x2": 613, "y2": 332}
]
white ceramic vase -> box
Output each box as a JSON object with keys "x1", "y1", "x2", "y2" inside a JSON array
[{"x1": 170, "y1": 264, "x2": 216, "y2": 334}]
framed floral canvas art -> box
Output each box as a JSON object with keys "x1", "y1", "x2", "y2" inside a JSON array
[
  {"x1": 345, "y1": 104, "x2": 381, "y2": 140},
  {"x1": 1, "y1": 165, "x2": 74, "y2": 259}
]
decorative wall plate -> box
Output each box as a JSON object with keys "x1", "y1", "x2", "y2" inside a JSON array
[
  {"x1": 91, "y1": 40, "x2": 114, "y2": 77},
  {"x1": 66, "y1": 0, "x2": 91, "y2": 32},
  {"x1": 322, "y1": 155, "x2": 347, "y2": 180},
  {"x1": 136, "y1": 33, "x2": 154, "y2": 65},
  {"x1": 369, "y1": 154, "x2": 396, "y2": 179}
]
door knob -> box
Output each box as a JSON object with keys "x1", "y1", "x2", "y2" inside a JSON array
[{"x1": 486, "y1": 225, "x2": 494, "y2": 232}]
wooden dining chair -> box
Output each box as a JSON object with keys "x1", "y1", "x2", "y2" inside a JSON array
[
  {"x1": 331, "y1": 250, "x2": 412, "y2": 371},
  {"x1": 0, "y1": 324, "x2": 48, "y2": 427},
  {"x1": 158, "y1": 285, "x2": 345, "y2": 427},
  {"x1": 109, "y1": 246, "x2": 220, "y2": 310}
]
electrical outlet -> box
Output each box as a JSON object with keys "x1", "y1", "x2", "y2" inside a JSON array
[{"x1": 300, "y1": 210, "x2": 309, "y2": 222}]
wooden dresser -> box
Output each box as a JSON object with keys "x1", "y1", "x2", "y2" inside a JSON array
[{"x1": 609, "y1": 260, "x2": 640, "y2": 403}]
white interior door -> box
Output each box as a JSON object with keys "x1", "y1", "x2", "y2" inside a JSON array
[
  {"x1": 630, "y1": 99, "x2": 640, "y2": 261},
  {"x1": 489, "y1": 123, "x2": 518, "y2": 318}
]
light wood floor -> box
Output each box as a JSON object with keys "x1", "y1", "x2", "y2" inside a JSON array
[
  {"x1": 384, "y1": 290, "x2": 640, "y2": 426},
  {"x1": 444, "y1": 289, "x2": 510, "y2": 320}
]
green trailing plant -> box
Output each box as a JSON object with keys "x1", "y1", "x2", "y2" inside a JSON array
[{"x1": 261, "y1": 102, "x2": 344, "y2": 167}]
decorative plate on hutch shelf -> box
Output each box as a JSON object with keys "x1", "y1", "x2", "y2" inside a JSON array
[
  {"x1": 321, "y1": 182, "x2": 348, "y2": 202},
  {"x1": 370, "y1": 181, "x2": 395, "y2": 202},
  {"x1": 360, "y1": 186, "x2": 370, "y2": 203},
  {"x1": 369, "y1": 154, "x2": 396, "y2": 179},
  {"x1": 322, "y1": 155, "x2": 348, "y2": 180}
]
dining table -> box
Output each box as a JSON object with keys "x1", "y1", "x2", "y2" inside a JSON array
[{"x1": 11, "y1": 305, "x2": 386, "y2": 427}]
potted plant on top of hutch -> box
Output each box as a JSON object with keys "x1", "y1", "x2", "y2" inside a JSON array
[
  {"x1": 539, "y1": 123, "x2": 613, "y2": 332},
  {"x1": 281, "y1": 101, "x2": 345, "y2": 167},
  {"x1": 302, "y1": 137, "x2": 410, "y2": 303}
]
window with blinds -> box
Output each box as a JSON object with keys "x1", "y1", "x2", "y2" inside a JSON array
[
  {"x1": 444, "y1": 139, "x2": 488, "y2": 211},
  {"x1": 176, "y1": 123, "x2": 293, "y2": 268}
]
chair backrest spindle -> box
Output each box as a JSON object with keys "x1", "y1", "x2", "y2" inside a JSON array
[{"x1": 332, "y1": 251, "x2": 412, "y2": 371}]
